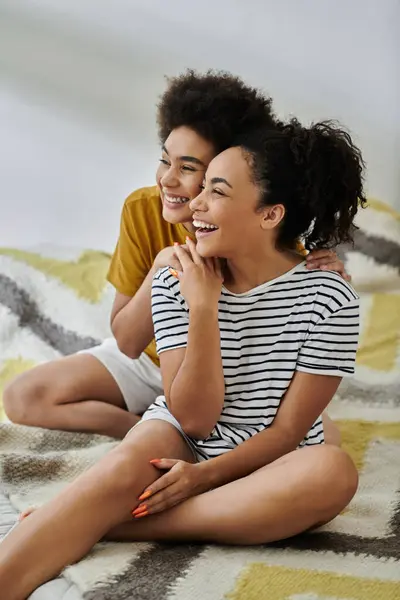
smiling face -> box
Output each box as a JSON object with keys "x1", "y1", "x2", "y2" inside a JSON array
[
  {"x1": 156, "y1": 126, "x2": 216, "y2": 229},
  {"x1": 190, "y1": 146, "x2": 284, "y2": 259}
]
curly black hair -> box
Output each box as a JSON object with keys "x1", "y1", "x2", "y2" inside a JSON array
[
  {"x1": 238, "y1": 119, "x2": 366, "y2": 250},
  {"x1": 157, "y1": 69, "x2": 277, "y2": 153}
]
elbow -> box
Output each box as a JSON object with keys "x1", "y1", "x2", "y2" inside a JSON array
[
  {"x1": 166, "y1": 386, "x2": 224, "y2": 440},
  {"x1": 166, "y1": 400, "x2": 217, "y2": 440},
  {"x1": 111, "y1": 325, "x2": 141, "y2": 360},
  {"x1": 118, "y1": 342, "x2": 141, "y2": 360},
  {"x1": 180, "y1": 420, "x2": 215, "y2": 440}
]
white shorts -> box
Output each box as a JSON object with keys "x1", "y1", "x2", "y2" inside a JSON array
[
  {"x1": 139, "y1": 401, "x2": 200, "y2": 462},
  {"x1": 79, "y1": 338, "x2": 163, "y2": 414}
]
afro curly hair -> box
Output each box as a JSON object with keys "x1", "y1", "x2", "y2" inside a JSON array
[
  {"x1": 238, "y1": 119, "x2": 366, "y2": 250},
  {"x1": 157, "y1": 69, "x2": 277, "y2": 154}
]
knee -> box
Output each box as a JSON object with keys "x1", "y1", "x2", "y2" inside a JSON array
[
  {"x1": 101, "y1": 443, "x2": 149, "y2": 498},
  {"x1": 313, "y1": 445, "x2": 358, "y2": 515},
  {"x1": 3, "y1": 373, "x2": 51, "y2": 425}
]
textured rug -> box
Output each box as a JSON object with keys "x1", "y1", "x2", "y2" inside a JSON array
[{"x1": 0, "y1": 200, "x2": 399, "y2": 600}]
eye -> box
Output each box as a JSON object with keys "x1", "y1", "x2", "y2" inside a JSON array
[
  {"x1": 212, "y1": 188, "x2": 225, "y2": 196},
  {"x1": 159, "y1": 158, "x2": 170, "y2": 166},
  {"x1": 181, "y1": 165, "x2": 196, "y2": 172}
]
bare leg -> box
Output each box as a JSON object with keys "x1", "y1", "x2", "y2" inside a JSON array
[
  {"x1": 0, "y1": 420, "x2": 194, "y2": 600},
  {"x1": 106, "y1": 445, "x2": 358, "y2": 545},
  {"x1": 18, "y1": 415, "x2": 343, "y2": 523},
  {"x1": 3, "y1": 354, "x2": 140, "y2": 438}
]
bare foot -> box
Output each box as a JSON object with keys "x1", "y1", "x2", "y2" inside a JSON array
[{"x1": 1, "y1": 507, "x2": 37, "y2": 543}]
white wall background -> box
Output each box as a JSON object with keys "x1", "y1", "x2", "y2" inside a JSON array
[{"x1": 0, "y1": 0, "x2": 399, "y2": 251}]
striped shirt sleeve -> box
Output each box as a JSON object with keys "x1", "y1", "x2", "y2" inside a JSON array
[
  {"x1": 151, "y1": 268, "x2": 189, "y2": 355},
  {"x1": 296, "y1": 297, "x2": 360, "y2": 377}
]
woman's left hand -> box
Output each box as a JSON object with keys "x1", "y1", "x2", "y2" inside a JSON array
[
  {"x1": 132, "y1": 459, "x2": 210, "y2": 518},
  {"x1": 306, "y1": 249, "x2": 351, "y2": 281}
]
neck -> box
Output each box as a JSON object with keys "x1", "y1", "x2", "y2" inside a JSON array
[{"x1": 224, "y1": 245, "x2": 303, "y2": 294}]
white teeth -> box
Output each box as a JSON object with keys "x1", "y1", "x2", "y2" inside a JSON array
[
  {"x1": 165, "y1": 195, "x2": 188, "y2": 204},
  {"x1": 193, "y1": 219, "x2": 218, "y2": 230}
]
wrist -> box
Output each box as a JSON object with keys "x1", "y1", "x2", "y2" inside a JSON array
[
  {"x1": 195, "y1": 460, "x2": 218, "y2": 491},
  {"x1": 189, "y1": 303, "x2": 219, "y2": 317}
]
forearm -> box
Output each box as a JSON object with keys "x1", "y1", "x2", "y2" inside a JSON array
[
  {"x1": 199, "y1": 425, "x2": 298, "y2": 489},
  {"x1": 112, "y1": 267, "x2": 156, "y2": 358},
  {"x1": 168, "y1": 306, "x2": 225, "y2": 438}
]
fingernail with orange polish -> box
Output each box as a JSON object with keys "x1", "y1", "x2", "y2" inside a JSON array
[
  {"x1": 138, "y1": 490, "x2": 152, "y2": 502},
  {"x1": 169, "y1": 268, "x2": 179, "y2": 278},
  {"x1": 150, "y1": 459, "x2": 161, "y2": 464},
  {"x1": 132, "y1": 505, "x2": 147, "y2": 516},
  {"x1": 134, "y1": 510, "x2": 149, "y2": 519}
]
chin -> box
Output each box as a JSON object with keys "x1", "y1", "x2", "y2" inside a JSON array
[
  {"x1": 195, "y1": 239, "x2": 220, "y2": 258},
  {"x1": 162, "y1": 205, "x2": 191, "y2": 225}
]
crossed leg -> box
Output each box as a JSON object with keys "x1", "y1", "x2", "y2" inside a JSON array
[
  {"x1": 106, "y1": 443, "x2": 357, "y2": 545},
  {"x1": 0, "y1": 421, "x2": 356, "y2": 600}
]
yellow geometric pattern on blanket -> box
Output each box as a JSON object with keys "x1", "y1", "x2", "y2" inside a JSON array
[
  {"x1": 367, "y1": 197, "x2": 400, "y2": 220},
  {"x1": 0, "y1": 248, "x2": 111, "y2": 303},
  {"x1": 0, "y1": 358, "x2": 37, "y2": 421},
  {"x1": 337, "y1": 419, "x2": 400, "y2": 470},
  {"x1": 227, "y1": 564, "x2": 400, "y2": 600},
  {"x1": 356, "y1": 293, "x2": 400, "y2": 372}
]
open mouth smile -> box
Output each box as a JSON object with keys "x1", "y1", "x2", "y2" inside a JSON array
[
  {"x1": 163, "y1": 192, "x2": 190, "y2": 208},
  {"x1": 193, "y1": 218, "x2": 219, "y2": 237}
]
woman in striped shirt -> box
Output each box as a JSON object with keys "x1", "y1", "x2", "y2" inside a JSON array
[
  {"x1": 0, "y1": 119, "x2": 365, "y2": 599},
  {"x1": 4, "y1": 70, "x2": 346, "y2": 439}
]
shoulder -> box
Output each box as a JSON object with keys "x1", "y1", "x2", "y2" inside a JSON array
[
  {"x1": 302, "y1": 268, "x2": 358, "y2": 304},
  {"x1": 152, "y1": 267, "x2": 187, "y2": 310},
  {"x1": 153, "y1": 266, "x2": 181, "y2": 294},
  {"x1": 119, "y1": 186, "x2": 165, "y2": 245},
  {"x1": 288, "y1": 266, "x2": 359, "y2": 322},
  {"x1": 123, "y1": 185, "x2": 161, "y2": 212},
  {"x1": 122, "y1": 186, "x2": 162, "y2": 219},
  {"x1": 154, "y1": 266, "x2": 172, "y2": 284}
]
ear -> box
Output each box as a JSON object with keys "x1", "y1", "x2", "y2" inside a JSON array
[{"x1": 260, "y1": 204, "x2": 285, "y2": 231}]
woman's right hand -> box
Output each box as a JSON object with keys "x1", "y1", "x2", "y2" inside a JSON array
[
  {"x1": 153, "y1": 244, "x2": 185, "y2": 273},
  {"x1": 173, "y1": 238, "x2": 223, "y2": 310}
]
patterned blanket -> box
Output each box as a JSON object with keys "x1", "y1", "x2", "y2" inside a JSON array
[{"x1": 0, "y1": 200, "x2": 399, "y2": 600}]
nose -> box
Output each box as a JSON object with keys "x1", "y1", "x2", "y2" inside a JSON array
[
  {"x1": 160, "y1": 165, "x2": 179, "y2": 189},
  {"x1": 189, "y1": 188, "x2": 207, "y2": 212}
]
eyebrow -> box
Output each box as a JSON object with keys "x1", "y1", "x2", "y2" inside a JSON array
[
  {"x1": 210, "y1": 176, "x2": 233, "y2": 189},
  {"x1": 162, "y1": 145, "x2": 206, "y2": 167}
]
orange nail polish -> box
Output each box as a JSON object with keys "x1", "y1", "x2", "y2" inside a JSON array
[
  {"x1": 169, "y1": 268, "x2": 179, "y2": 278},
  {"x1": 138, "y1": 490, "x2": 152, "y2": 502},
  {"x1": 132, "y1": 505, "x2": 147, "y2": 516},
  {"x1": 135, "y1": 510, "x2": 149, "y2": 519},
  {"x1": 150, "y1": 459, "x2": 161, "y2": 464}
]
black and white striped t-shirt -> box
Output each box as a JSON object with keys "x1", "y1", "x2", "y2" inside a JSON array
[{"x1": 151, "y1": 261, "x2": 359, "y2": 459}]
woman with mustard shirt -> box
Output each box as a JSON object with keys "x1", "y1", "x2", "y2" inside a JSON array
[{"x1": 4, "y1": 70, "x2": 348, "y2": 439}]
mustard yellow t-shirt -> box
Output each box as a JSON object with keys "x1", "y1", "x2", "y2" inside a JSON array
[
  {"x1": 108, "y1": 185, "x2": 307, "y2": 367},
  {"x1": 107, "y1": 186, "x2": 194, "y2": 366}
]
